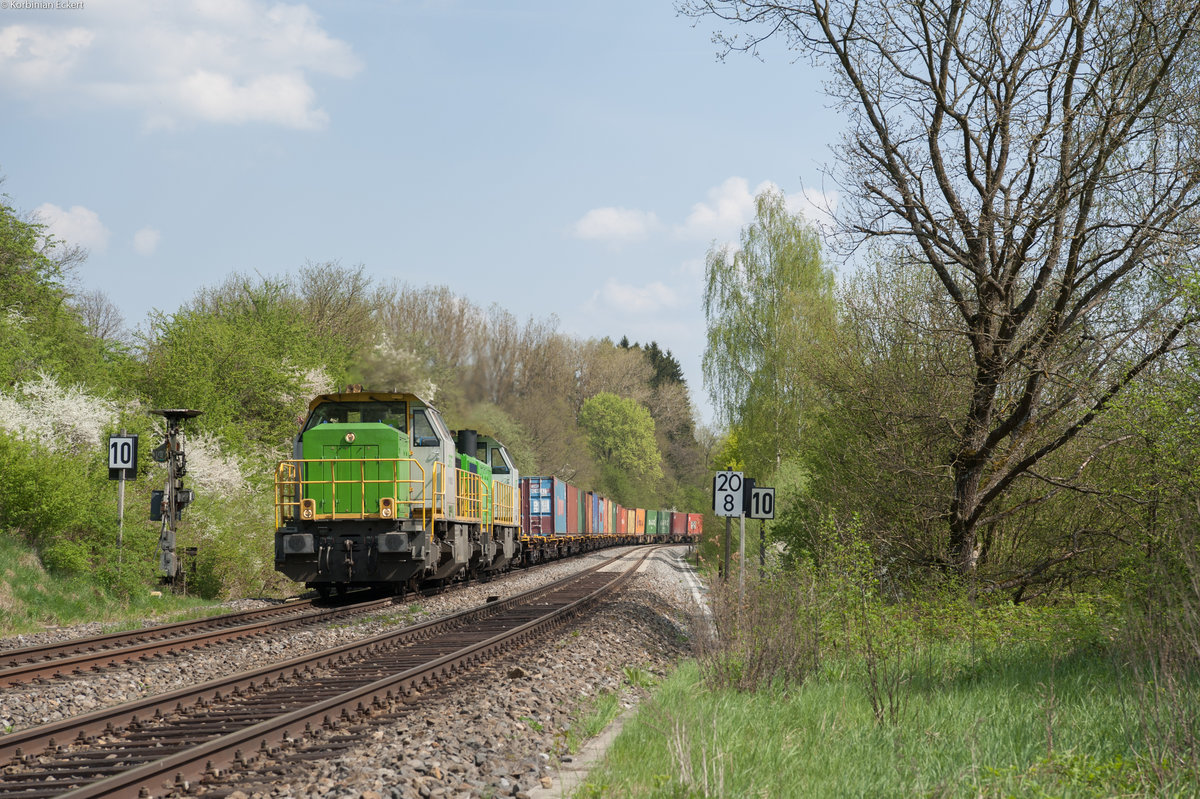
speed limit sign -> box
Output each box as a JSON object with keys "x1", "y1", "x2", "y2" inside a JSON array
[
  {"x1": 108, "y1": 435, "x2": 138, "y2": 480},
  {"x1": 712, "y1": 470, "x2": 744, "y2": 517}
]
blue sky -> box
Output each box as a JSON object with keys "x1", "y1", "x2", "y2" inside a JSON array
[{"x1": 0, "y1": 0, "x2": 840, "y2": 424}]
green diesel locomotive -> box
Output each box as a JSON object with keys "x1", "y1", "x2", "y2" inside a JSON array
[{"x1": 273, "y1": 391, "x2": 520, "y2": 596}]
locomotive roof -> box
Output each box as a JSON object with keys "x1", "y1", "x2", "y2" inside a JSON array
[{"x1": 306, "y1": 391, "x2": 437, "y2": 411}]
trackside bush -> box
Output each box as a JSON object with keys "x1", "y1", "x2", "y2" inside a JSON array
[
  {"x1": 696, "y1": 564, "x2": 824, "y2": 691},
  {"x1": 0, "y1": 431, "x2": 108, "y2": 554}
]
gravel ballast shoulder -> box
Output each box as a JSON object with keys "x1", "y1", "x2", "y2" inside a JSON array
[
  {"x1": 206, "y1": 546, "x2": 701, "y2": 799},
  {"x1": 0, "y1": 546, "x2": 705, "y2": 799}
]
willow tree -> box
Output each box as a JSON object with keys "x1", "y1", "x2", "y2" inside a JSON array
[
  {"x1": 703, "y1": 187, "x2": 834, "y2": 480},
  {"x1": 685, "y1": 0, "x2": 1200, "y2": 578}
]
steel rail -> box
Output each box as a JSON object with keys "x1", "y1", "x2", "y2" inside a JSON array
[
  {"x1": 0, "y1": 548, "x2": 643, "y2": 770},
  {"x1": 60, "y1": 547, "x2": 654, "y2": 799},
  {"x1": 0, "y1": 600, "x2": 317, "y2": 668},
  {"x1": 0, "y1": 597, "x2": 411, "y2": 689}
]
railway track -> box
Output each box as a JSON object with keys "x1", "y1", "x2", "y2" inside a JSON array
[
  {"x1": 0, "y1": 546, "x2": 657, "y2": 799},
  {"x1": 0, "y1": 597, "x2": 407, "y2": 690}
]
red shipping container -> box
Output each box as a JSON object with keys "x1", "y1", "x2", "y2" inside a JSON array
[
  {"x1": 520, "y1": 479, "x2": 532, "y2": 535},
  {"x1": 584, "y1": 491, "x2": 595, "y2": 535},
  {"x1": 670, "y1": 512, "x2": 687, "y2": 537},
  {"x1": 566, "y1": 482, "x2": 580, "y2": 535},
  {"x1": 616, "y1": 504, "x2": 627, "y2": 534},
  {"x1": 687, "y1": 513, "x2": 703, "y2": 538}
]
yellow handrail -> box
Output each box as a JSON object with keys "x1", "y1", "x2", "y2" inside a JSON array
[
  {"x1": 492, "y1": 480, "x2": 516, "y2": 525},
  {"x1": 274, "y1": 458, "x2": 427, "y2": 526},
  {"x1": 454, "y1": 468, "x2": 492, "y2": 527},
  {"x1": 276, "y1": 458, "x2": 510, "y2": 528}
]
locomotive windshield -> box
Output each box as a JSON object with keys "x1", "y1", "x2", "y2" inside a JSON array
[
  {"x1": 411, "y1": 409, "x2": 439, "y2": 447},
  {"x1": 490, "y1": 446, "x2": 513, "y2": 474},
  {"x1": 303, "y1": 401, "x2": 408, "y2": 432}
]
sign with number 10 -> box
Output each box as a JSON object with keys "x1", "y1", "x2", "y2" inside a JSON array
[{"x1": 108, "y1": 435, "x2": 138, "y2": 480}]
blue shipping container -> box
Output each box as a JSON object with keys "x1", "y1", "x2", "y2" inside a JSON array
[{"x1": 527, "y1": 477, "x2": 569, "y2": 535}]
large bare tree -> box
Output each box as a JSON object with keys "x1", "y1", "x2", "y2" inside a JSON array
[{"x1": 684, "y1": 0, "x2": 1200, "y2": 575}]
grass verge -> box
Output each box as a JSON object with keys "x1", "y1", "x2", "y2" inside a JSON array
[
  {"x1": 0, "y1": 534, "x2": 225, "y2": 636},
  {"x1": 579, "y1": 643, "x2": 1199, "y2": 798},
  {"x1": 564, "y1": 691, "x2": 624, "y2": 755}
]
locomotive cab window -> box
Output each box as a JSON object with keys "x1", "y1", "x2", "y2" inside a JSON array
[
  {"x1": 364, "y1": 402, "x2": 408, "y2": 431},
  {"x1": 411, "y1": 409, "x2": 439, "y2": 447},
  {"x1": 303, "y1": 404, "x2": 348, "y2": 430},
  {"x1": 303, "y1": 401, "x2": 408, "y2": 432},
  {"x1": 491, "y1": 447, "x2": 513, "y2": 474}
]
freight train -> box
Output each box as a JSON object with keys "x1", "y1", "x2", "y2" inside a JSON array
[{"x1": 273, "y1": 390, "x2": 702, "y2": 597}]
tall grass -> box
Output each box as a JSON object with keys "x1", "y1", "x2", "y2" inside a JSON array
[
  {"x1": 582, "y1": 512, "x2": 1200, "y2": 797},
  {"x1": 582, "y1": 622, "x2": 1192, "y2": 797},
  {"x1": 0, "y1": 535, "x2": 221, "y2": 635}
]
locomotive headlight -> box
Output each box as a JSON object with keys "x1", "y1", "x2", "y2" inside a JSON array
[
  {"x1": 344, "y1": 432, "x2": 356, "y2": 443},
  {"x1": 300, "y1": 498, "x2": 316, "y2": 520},
  {"x1": 379, "y1": 497, "x2": 394, "y2": 518}
]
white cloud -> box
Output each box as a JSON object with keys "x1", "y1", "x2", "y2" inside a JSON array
[
  {"x1": 0, "y1": 24, "x2": 94, "y2": 86},
  {"x1": 678, "y1": 177, "x2": 840, "y2": 241},
  {"x1": 572, "y1": 207, "x2": 661, "y2": 243},
  {"x1": 133, "y1": 227, "x2": 161, "y2": 256},
  {"x1": 590, "y1": 279, "x2": 682, "y2": 316},
  {"x1": 678, "y1": 177, "x2": 758, "y2": 241},
  {"x1": 676, "y1": 257, "x2": 706, "y2": 279},
  {"x1": 35, "y1": 203, "x2": 110, "y2": 252},
  {"x1": 0, "y1": 1, "x2": 361, "y2": 130}
]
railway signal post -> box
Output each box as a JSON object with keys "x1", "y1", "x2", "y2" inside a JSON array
[
  {"x1": 746, "y1": 485, "x2": 775, "y2": 577},
  {"x1": 149, "y1": 409, "x2": 202, "y2": 588}
]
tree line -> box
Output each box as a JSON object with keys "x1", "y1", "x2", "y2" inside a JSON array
[
  {"x1": 0, "y1": 192, "x2": 710, "y2": 596},
  {"x1": 691, "y1": 0, "x2": 1200, "y2": 604}
]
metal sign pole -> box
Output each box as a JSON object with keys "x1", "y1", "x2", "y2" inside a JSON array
[
  {"x1": 117, "y1": 478, "x2": 125, "y2": 564},
  {"x1": 759, "y1": 519, "x2": 765, "y2": 578},
  {"x1": 117, "y1": 430, "x2": 126, "y2": 566},
  {"x1": 739, "y1": 513, "x2": 746, "y2": 607},
  {"x1": 724, "y1": 517, "x2": 731, "y2": 582}
]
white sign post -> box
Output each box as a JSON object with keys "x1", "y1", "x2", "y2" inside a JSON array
[
  {"x1": 108, "y1": 433, "x2": 138, "y2": 563},
  {"x1": 713, "y1": 471, "x2": 744, "y2": 517},
  {"x1": 713, "y1": 471, "x2": 744, "y2": 582}
]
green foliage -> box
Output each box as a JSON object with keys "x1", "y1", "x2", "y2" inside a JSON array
[
  {"x1": 565, "y1": 691, "x2": 622, "y2": 754},
  {"x1": 0, "y1": 533, "x2": 222, "y2": 635},
  {"x1": 578, "y1": 392, "x2": 663, "y2": 483},
  {"x1": 138, "y1": 277, "x2": 330, "y2": 453},
  {"x1": 703, "y1": 186, "x2": 835, "y2": 478},
  {"x1": 179, "y1": 470, "x2": 288, "y2": 599},
  {"x1": 0, "y1": 430, "x2": 160, "y2": 596},
  {"x1": 0, "y1": 196, "x2": 123, "y2": 389},
  {"x1": 0, "y1": 431, "x2": 108, "y2": 553},
  {"x1": 589, "y1": 597, "x2": 1192, "y2": 798}
]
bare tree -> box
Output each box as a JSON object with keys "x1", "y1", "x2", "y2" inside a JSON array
[
  {"x1": 72, "y1": 287, "x2": 126, "y2": 342},
  {"x1": 684, "y1": 0, "x2": 1200, "y2": 575}
]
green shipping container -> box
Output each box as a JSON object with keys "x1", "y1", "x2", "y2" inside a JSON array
[{"x1": 646, "y1": 511, "x2": 658, "y2": 537}]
